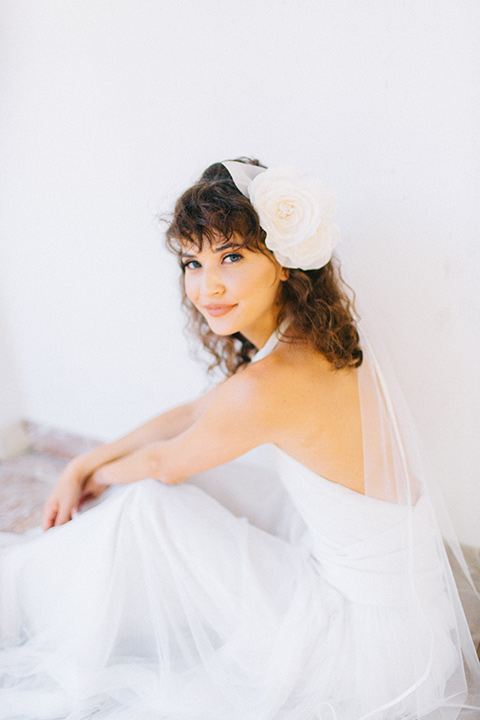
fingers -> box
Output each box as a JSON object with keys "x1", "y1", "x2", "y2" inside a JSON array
[
  {"x1": 54, "y1": 505, "x2": 73, "y2": 527},
  {"x1": 42, "y1": 487, "x2": 77, "y2": 531},
  {"x1": 42, "y1": 473, "x2": 106, "y2": 531},
  {"x1": 42, "y1": 500, "x2": 59, "y2": 532}
]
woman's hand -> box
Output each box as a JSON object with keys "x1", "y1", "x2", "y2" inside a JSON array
[
  {"x1": 42, "y1": 459, "x2": 108, "y2": 531},
  {"x1": 42, "y1": 445, "x2": 161, "y2": 531}
]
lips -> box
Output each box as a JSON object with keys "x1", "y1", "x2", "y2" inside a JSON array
[{"x1": 202, "y1": 304, "x2": 237, "y2": 317}]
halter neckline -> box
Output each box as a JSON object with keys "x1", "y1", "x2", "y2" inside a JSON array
[{"x1": 251, "y1": 321, "x2": 289, "y2": 363}]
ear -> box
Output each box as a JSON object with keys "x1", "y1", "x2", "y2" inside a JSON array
[{"x1": 280, "y1": 267, "x2": 290, "y2": 281}]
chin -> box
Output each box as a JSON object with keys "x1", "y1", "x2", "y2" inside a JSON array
[{"x1": 205, "y1": 320, "x2": 241, "y2": 337}]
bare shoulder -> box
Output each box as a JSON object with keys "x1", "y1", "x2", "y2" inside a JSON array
[
  {"x1": 211, "y1": 341, "x2": 338, "y2": 424},
  {"x1": 203, "y1": 358, "x2": 280, "y2": 422},
  {"x1": 201, "y1": 339, "x2": 360, "y2": 438},
  {"x1": 195, "y1": 347, "x2": 296, "y2": 432},
  {"x1": 236, "y1": 340, "x2": 361, "y2": 444}
]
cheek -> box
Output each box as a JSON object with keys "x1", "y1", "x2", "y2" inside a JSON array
[
  {"x1": 183, "y1": 275, "x2": 196, "y2": 302},
  {"x1": 253, "y1": 266, "x2": 283, "y2": 300}
]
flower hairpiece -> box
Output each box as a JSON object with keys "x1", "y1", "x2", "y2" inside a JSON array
[{"x1": 222, "y1": 161, "x2": 339, "y2": 270}]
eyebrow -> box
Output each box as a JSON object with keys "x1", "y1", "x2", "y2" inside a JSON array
[{"x1": 181, "y1": 243, "x2": 236, "y2": 259}]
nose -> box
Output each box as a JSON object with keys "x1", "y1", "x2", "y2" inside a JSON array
[{"x1": 200, "y1": 264, "x2": 225, "y2": 297}]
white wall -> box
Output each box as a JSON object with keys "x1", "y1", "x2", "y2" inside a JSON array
[
  {"x1": 1, "y1": 0, "x2": 479, "y2": 544},
  {"x1": 0, "y1": 290, "x2": 28, "y2": 458}
]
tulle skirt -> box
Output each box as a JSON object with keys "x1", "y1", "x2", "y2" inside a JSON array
[{"x1": 0, "y1": 476, "x2": 469, "y2": 719}]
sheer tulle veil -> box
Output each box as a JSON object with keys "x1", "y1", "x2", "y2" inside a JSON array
[{"x1": 356, "y1": 317, "x2": 480, "y2": 717}]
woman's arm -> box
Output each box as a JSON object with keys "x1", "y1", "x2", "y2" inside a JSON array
[
  {"x1": 69, "y1": 387, "x2": 220, "y2": 477},
  {"x1": 44, "y1": 368, "x2": 276, "y2": 529},
  {"x1": 93, "y1": 370, "x2": 276, "y2": 487},
  {"x1": 42, "y1": 385, "x2": 221, "y2": 530}
]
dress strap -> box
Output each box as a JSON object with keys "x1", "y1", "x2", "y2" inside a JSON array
[{"x1": 251, "y1": 320, "x2": 289, "y2": 363}]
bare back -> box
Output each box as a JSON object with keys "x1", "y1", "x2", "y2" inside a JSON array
[{"x1": 244, "y1": 340, "x2": 365, "y2": 495}]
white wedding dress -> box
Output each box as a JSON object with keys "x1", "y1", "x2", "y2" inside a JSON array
[{"x1": 1, "y1": 331, "x2": 480, "y2": 720}]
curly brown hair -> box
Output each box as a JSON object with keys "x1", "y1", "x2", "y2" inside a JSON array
[{"x1": 165, "y1": 158, "x2": 362, "y2": 375}]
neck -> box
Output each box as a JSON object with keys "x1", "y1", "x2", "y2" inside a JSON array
[
  {"x1": 250, "y1": 318, "x2": 291, "y2": 363},
  {"x1": 240, "y1": 311, "x2": 280, "y2": 350}
]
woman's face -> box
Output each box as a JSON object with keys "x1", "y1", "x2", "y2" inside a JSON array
[{"x1": 181, "y1": 236, "x2": 288, "y2": 348}]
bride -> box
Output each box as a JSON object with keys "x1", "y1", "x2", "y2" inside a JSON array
[{"x1": 1, "y1": 158, "x2": 479, "y2": 719}]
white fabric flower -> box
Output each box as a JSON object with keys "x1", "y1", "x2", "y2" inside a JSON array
[{"x1": 249, "y1": 165, "x2": 339, "y2": 270}]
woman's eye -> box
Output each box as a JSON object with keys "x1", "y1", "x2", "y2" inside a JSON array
[
  {"x1": 182, "y1": 259, "x2": 201, "y2": 270},
  {"x1": 223, "y1": 253, "x2": 243, "y2": 264}
]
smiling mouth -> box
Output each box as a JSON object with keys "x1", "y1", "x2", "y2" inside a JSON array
[{"x1": 202, "y1": 304, "x2": 237, "y2": 317}]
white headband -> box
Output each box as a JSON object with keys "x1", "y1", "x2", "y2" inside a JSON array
[{"x1": 221, "y1": 160, "x2": 339, "y2": 271}]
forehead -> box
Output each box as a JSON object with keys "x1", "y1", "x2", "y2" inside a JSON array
[
  {"x1": 182, "y1": 242, "x2": 238, "y2": 256},
  {"x1": 180, "y1": 232, "x2": 245, "y2": 256}
]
